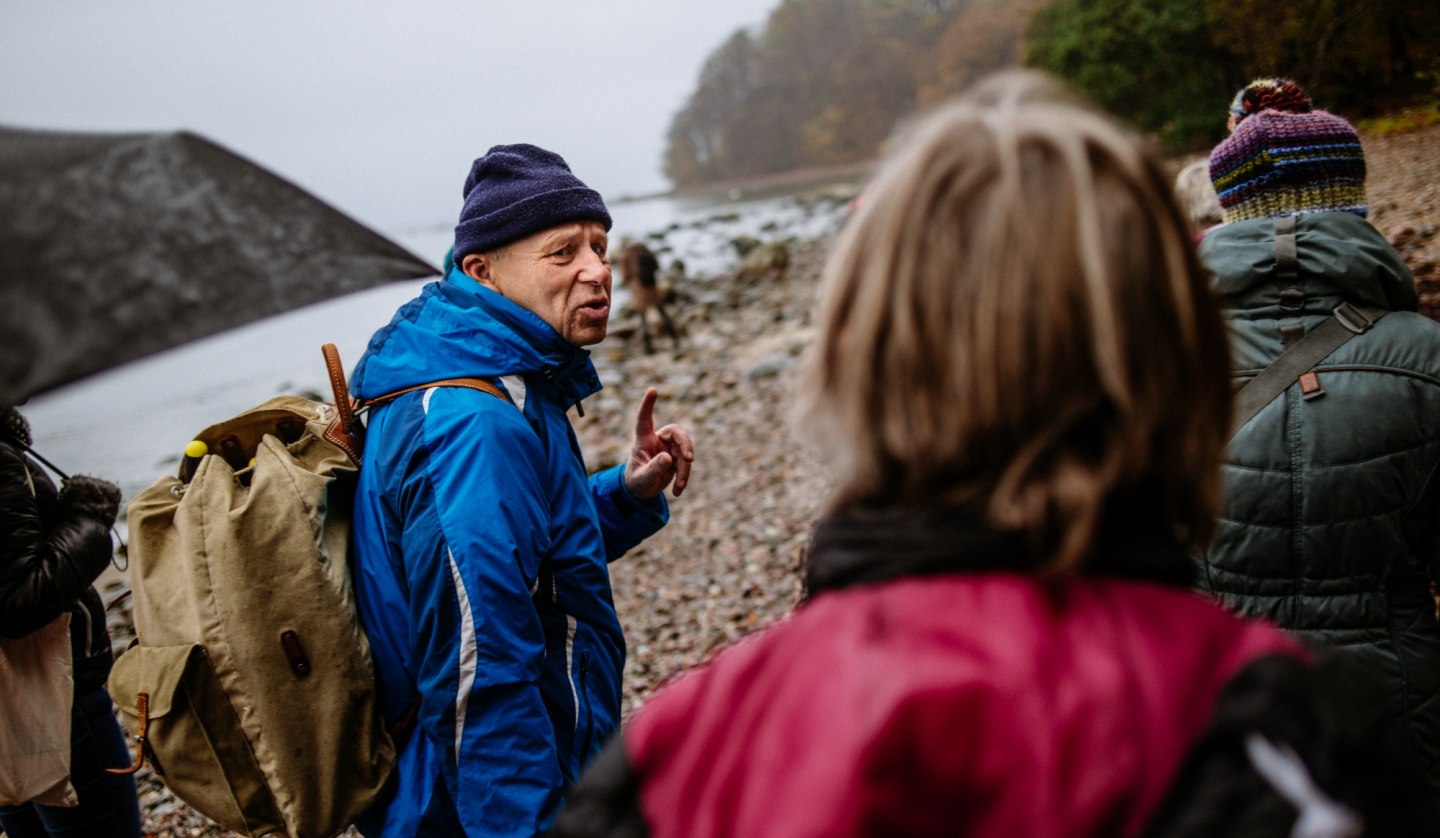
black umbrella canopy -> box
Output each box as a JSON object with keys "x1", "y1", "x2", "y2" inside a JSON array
[{"x1": 0, "y1": 126, "x2": 439, "y2": 404}]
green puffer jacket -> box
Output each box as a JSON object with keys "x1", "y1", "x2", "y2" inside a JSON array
[{"x1": 1199, "y1": 211, "x2": 1440, "y2": 784}]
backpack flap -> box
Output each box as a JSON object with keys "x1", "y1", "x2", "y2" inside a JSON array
[
  {"x1": 109, "y1": 642, "x2": 193, "y2": 726},
  {"x1": 109, "y1": 643, "x2": 284, "y2": 837}
]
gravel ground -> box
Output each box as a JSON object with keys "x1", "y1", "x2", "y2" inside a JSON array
[
  {"x1": 103, "y1": 122, "x2": 1439, "y2": 838},
  {"x1": 1365, "y1": 123, "x2": 1440, "y2": 319}
]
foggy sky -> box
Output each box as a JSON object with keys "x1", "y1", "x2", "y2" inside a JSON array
[{"x1": 0, "y1": 1, "x2": 778, "y2": 236}]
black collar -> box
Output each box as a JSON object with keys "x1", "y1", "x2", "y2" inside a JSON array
[{"x1": 804, "y1": 503, "x2": 1196, "y2": 597}]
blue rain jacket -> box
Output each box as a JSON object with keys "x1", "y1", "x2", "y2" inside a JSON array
[{"x1": 349, "y1": 270, "x2": 668, "y2": 837}]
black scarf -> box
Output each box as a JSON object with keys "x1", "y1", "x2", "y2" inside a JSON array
[{"x1": 804, "y1": 502, "x2": 1197, "y2": 598}]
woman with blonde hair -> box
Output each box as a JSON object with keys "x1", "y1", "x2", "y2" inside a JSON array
[{"x1": 551, "y1": 71, "x2": 1430, "y2": 837}]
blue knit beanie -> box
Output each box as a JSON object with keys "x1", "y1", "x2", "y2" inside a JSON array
[{"x1": 453, "y1": 144, "x2": 611, "y2": 261}]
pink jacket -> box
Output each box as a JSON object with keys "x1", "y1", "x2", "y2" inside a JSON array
[
  {"x1": 550, "y1": 508, "x2": 1436, "y2": 837},
  {"x1": 625, "y1": 574, "x2": 1299, "y2": 837}
]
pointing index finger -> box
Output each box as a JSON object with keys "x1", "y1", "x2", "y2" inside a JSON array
[{"x1": 634, "y1": 387, "x2": 658, "y2": 439}]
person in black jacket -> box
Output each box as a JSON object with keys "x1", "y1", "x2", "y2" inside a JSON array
[{"x1": 0, "y1": 405, "x2": 141, "y2": 838}]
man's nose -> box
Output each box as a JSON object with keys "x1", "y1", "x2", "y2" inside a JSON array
[{"x1": 577, "y1": 250, "x2": 609, "y2": 285}]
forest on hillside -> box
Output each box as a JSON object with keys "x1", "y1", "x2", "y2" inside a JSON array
[{"x1": 663, "y1": 0, "x2": 1439, "y2": 189}]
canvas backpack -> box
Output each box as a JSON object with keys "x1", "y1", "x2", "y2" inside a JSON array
[{"x1": 106, "y1": 344, "x2": 506, "y2": 838}]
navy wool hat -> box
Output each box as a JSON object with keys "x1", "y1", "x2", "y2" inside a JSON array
[{"x1": 453, "y1": 144, "x2": 612, "y2": 261}]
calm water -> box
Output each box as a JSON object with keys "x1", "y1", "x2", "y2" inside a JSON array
[{"x1": 24, "y1": 183, "x2": 856, "y2": 504}]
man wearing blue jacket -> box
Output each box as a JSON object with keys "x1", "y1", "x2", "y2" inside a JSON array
[{"x1": 348, "y1": 144, "x2": 694, "y2": 837}]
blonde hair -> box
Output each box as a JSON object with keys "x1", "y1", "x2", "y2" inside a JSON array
[
  {"x1": 1173, "y1": 158, "x2": 1223, "y2": 231},
  {"x1": 795, "y1": 70, "x2": 1232, "y2": 576}
]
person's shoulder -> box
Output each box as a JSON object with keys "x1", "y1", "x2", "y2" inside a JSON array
[
  {"x1": 1361, "y1": 311, "x2": 1440, "y2": 376},
  {"x1": 1196, "y1": 218, "x2": 1272, "y2": 275},
  {"x1": 1373, "y1": 308, "x2": 1440, "y2": 335},
  {"x1": 366, "y1": 382, "x2": 531, "y2": 458},
  {"x1": 1297, "y1": 209, "x2": 1384, "y2": 238},
  {"x1": 419, "y1": 384, "x2": 529, "y2": 435}
]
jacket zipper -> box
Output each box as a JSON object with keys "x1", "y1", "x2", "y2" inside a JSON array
[{"x1": 578, "y1": 651, "x2": 592, "y2": 755}]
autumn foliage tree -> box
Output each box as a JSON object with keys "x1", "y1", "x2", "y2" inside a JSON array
[
  {"x1": 1025, "y1": 0, "x2": 1239, "y2": 150},
  {"x1": 1028, "y1": 0, "x2": 1440, "y2": 150},
  {"x1": 915, "y1": 0, "x2": 1048, "y2": 109},
  {"x1": 1205, "y1": 0, "x2": 1440, "y2": 113},
  {"x1": 665, "y1": 0, "x2": 989, "y2": 188},
  {"x1": 663, "y1": 0, "x2": 1439, "y2": 189}
]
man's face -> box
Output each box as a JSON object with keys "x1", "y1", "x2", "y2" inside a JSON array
[{"x1": 466, "y1": 221, "x2": 612, "y2": 346}]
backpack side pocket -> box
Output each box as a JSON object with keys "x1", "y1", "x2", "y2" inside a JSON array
[{"x1": 109, "y1": 643, "x2": 283, "y2": 837}]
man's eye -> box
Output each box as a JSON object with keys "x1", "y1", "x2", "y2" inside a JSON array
[{"x1": 551, "y1": 247, "x2": 571, "y2": 258}]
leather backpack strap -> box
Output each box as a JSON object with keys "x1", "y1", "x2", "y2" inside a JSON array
[
  {"x1": 320, "y1": 344, "x2": 513, "y2": 463},
  {"x1": 322, "y1": 343, "x2": 365, "y2": 461},
  {"x1": 365, "y1": 377, "x2": 511, "y2": 408}
]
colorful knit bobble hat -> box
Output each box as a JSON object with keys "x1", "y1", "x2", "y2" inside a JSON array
[
  {"x1": 453, "y1": 143, "x2": 611, "y2": 261},
  {"x1": 1208, "y1": 107, "x2": 1366, "y2": 224},
  {"x1": 1228, "y1": 77, "x2": 1313, "y2": 128}
]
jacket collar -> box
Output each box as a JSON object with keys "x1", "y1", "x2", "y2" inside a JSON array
[
  {"x1": 446, "y1": 272, "x2": 603, "y2": 409},
  {"x1": 805, "y1": 501, "x2": 1196, "y2": 597},
  {"x1": 352, "y1": 269, "x2": 602, "y2": 410}
]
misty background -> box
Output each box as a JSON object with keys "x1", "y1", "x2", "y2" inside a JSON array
[
  {"x1": 5, "y1": 1, "x2": 1434, "y2": 246},
  {"x1": 0, "y1": 1, "x2": 780, "y2": 238},
  {"x1": 5, "y1": 0, "x2": 1434, "y2": 496}
]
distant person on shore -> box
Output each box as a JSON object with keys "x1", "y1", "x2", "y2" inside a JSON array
[
  {"x1": 551, "y1": 70, "x2": 1433, "y2": 837},
  {"x1": 0, "y1": 405, "x2": 140, "y2": 838},
  {"x1": 347, "y1": 144, "x2": 695, "y2": 836},
  {"x1": 1173, "y1": 158, "x2": 1222, "y2": 241},
  {"x1": 1197, "y1": 77, "x2": 1440, "y2": 788},
  {"x1": 617, "y1": 239, "x2": 681, "y2": 354}
]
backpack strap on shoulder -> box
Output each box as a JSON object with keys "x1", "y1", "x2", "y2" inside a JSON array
[
  {"x1": 320, "y1": 344, "x2": 513, "y2": 464},
  {"x1": 1231, "y1": 302, "x2": 1387, "y2": 435},
  {"x1": 364, "y1": 377, "x2": 511, "y2": 407},
  {"x1": 1228, "y1": 218, "x2": 1388, "y2": 436}
]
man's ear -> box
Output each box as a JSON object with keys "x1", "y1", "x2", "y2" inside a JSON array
[{"x1": 461, "y1": 253, "x2": 498, "y2": 291}]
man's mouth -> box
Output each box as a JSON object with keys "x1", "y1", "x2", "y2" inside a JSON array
[{"x1": 576, "y1": 298, "x2": 609, "y2": 323}]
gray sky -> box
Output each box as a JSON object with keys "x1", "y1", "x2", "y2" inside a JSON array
[{"x1": 0, "y1": 1, "x2": 778, "y2": 236}]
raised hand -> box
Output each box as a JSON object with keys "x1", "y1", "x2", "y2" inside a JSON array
[{"x1": 623, "y1": 387, "x2": 695, "y2": 500}]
